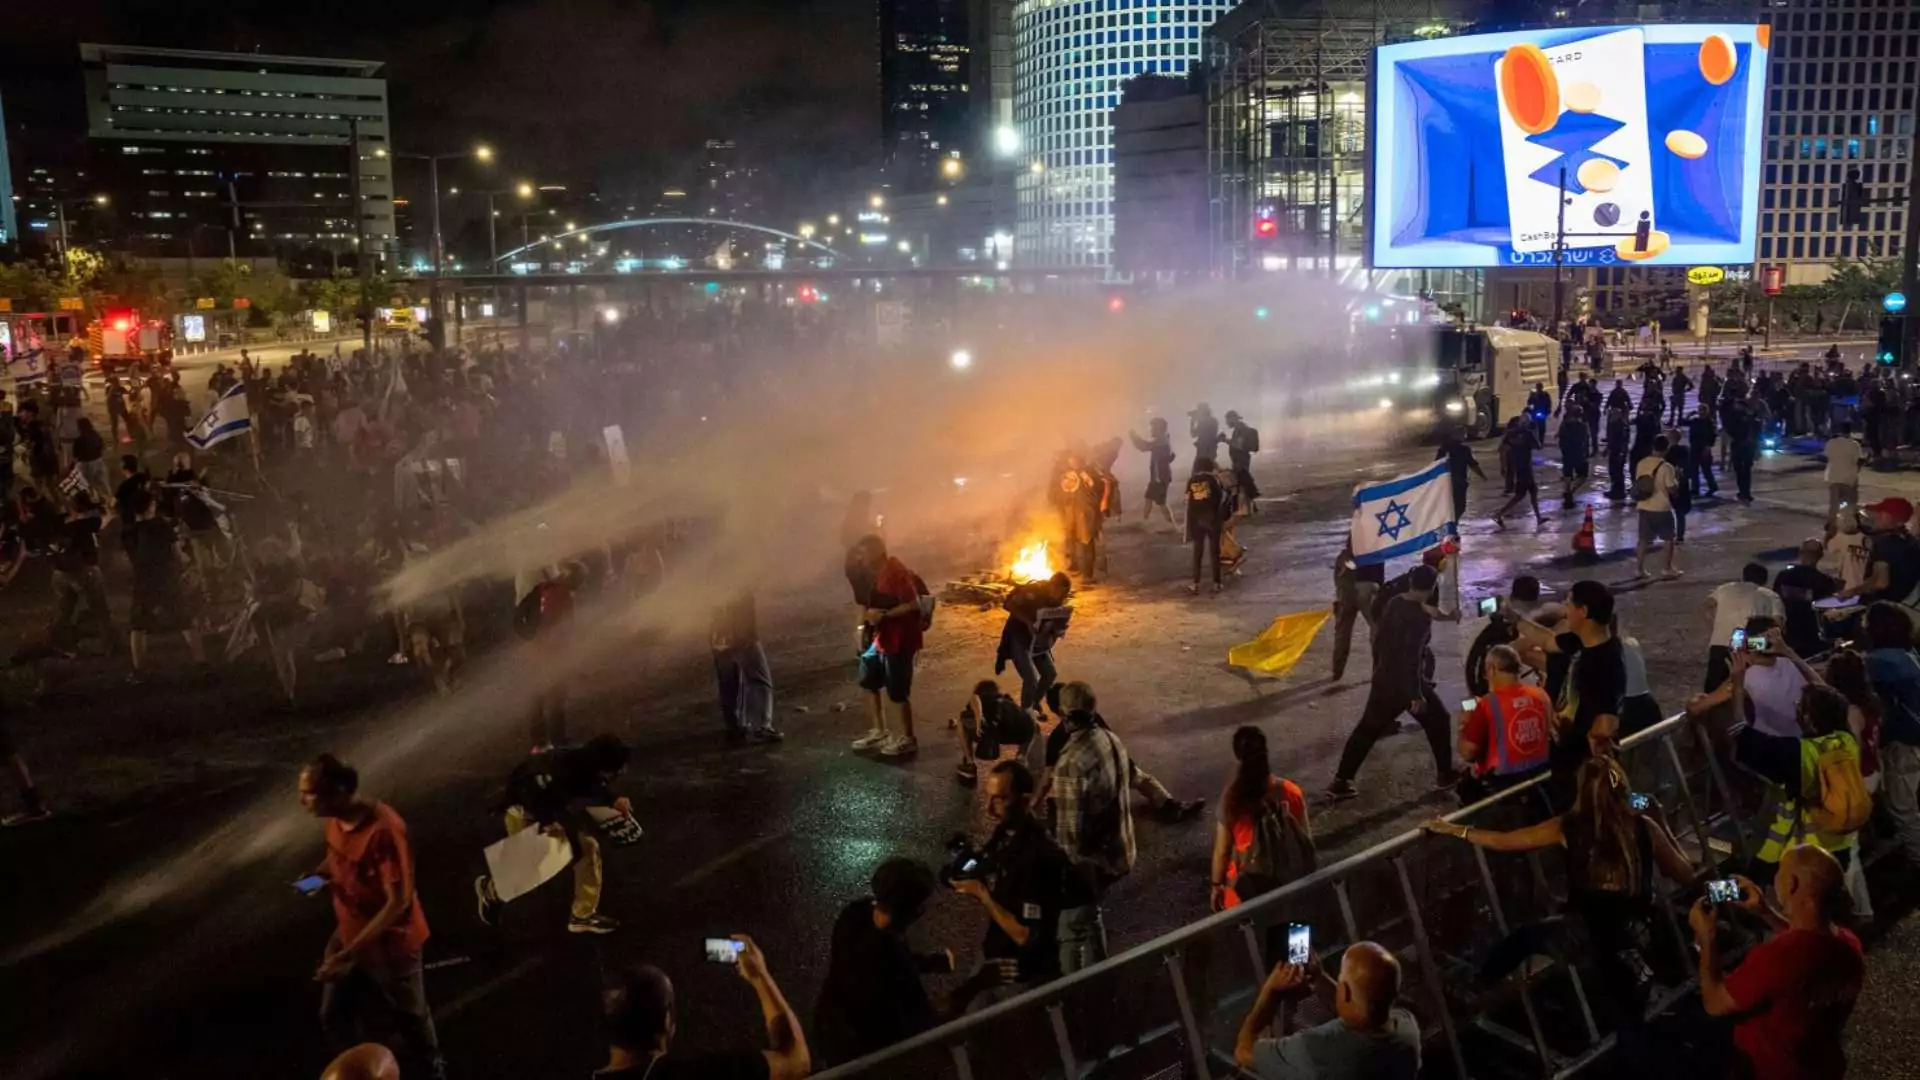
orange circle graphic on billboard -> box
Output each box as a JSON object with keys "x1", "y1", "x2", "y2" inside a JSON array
[
  {"x1": 1500, "y1": 44, "x2": 1560, "y2": 134},
  {"x1": 1699, "y1": 34, "x2": 1737, "y2": 85}
]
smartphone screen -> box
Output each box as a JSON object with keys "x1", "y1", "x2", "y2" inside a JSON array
[
  {"x1": 1460, "y1": 698, "x2": 1478, "y2": 713},
  {"x1": 292, "y1": 874, "x2": 327, "y2": 896},
  {"x1": 704, "y1": 938, "x2": 744, "y2": 964},
  {"x1": 1286, "y1": 923, "x2": 1311, "y2": 966},
  {"x1": 1477, "y1": 596, "x2": 1499, "y2": 617},
  {"x1": 1705, "y1": 878, "x2": 1742, "y2": 905},
  {"x1": 1749, "y1": 635, "x2": 1770, "y2": 654},
  {"x1": 1628, "y1": 792, "x2": 1651, "y2": 811},
  {"x1": 1730, "y1": 628, "x2": 1747, "y2": 651}
]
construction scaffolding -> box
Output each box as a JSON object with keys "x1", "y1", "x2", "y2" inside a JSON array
[{"x1": 1205, "y1": 1, "x2": 1467, "y2": 281}]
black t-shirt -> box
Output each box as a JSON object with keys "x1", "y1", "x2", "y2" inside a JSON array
[
  {"x1": 1550, "y1": 632, "x2": 1625, "y2": 781},
  {"x1": 1184, "y1": 472, "x2": 1224, "y2": 530},
  {"x1": 125, "y1": 517, "x2": 179, "y2": 586},
  {"x1": 115, "y1": 473, "x2": 149, "y2": 522},
  {"x1": 1370, "y1": 595, "x2": 1436, "y2": 702},
  {"x1": 980, "y1": 819, "x2": 1094, "y2": 983},
  {"x1": 812, "y1": 899, "x2": 937, "y2": 1066},
  {"x1": 594, "y1": 1051, "x2": 770, "y2": 1080},
  {"x1": 1866, "y1": 530, "x2": 1920, "y2": 605},
  {"x1": 1773, "y1": 563, "x2": 1837, "y2": 655},
  {"x1": 1503, "y1": 430, "x2": 1538, "y2": 479},
  {"x1": 48, "y1": 516, "x2": 101, "y2": 575}
]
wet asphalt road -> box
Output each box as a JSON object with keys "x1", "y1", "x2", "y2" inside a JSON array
[{"x1": 1, "y1": 355, "x2": 1913, "y2": 1080}]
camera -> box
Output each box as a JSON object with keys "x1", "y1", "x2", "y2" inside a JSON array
[{"x1": 939, "y1": 834, "x2": 991, "y2": 887}]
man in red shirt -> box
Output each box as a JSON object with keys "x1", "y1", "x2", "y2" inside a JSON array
[
  {"x1": 300, "y1": 754, "x2": 445, "y2": 1080},
  {"x1": 1457, "y1": 645, "x2": 1553, "y2": 793},
  {"x1": 1692, "y1": 843, "x2": 1863, "y2": 1080},
  {"x1": 849, "y1": 536, "x2": 925, "y2": 758}
]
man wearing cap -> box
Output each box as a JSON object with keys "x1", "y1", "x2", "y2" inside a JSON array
[
  {"x1": 1837, "y1": 497, "x2": 1920, "y2": 609},
  {"x1": 1219, "y1": 410, "x2": 1261, "y2": 514}
]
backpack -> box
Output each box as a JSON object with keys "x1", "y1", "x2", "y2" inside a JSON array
[
  {"x1": 1230, "y1": 785, "x2": 1317, "y2": 900},
  {"x1": 911, "y1": 571, "x2": 936, "y2": 630},
  {"x1": 1239, "y1": 425, "x2": 1260, "y2": 453},
  {"x1": 1804, "y1": 735, "x2": 1871, "y2": 835}
]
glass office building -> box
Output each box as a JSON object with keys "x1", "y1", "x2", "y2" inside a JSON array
[{"x1": 1011, "y1": 0, "x2": 1235, "y2": 268}]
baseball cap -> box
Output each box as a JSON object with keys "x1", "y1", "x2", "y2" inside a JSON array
[{"x1": 1864, "y1": 497, "x2": 1913, "y2": 522}]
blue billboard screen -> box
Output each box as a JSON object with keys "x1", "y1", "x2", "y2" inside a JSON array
[{"x1": 1369, "y1": 24, "x2": 1768, "y2": 269}]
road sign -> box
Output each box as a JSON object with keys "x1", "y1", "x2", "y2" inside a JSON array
[
  {"x1": 195, "y1": 297, "x2": 215, "y2": 310},
  {"x1": 1762, "y1": 265, "x2": 1784, "y2": 295},
  {"x1": 1887, "y1": 291, "x2": 1908, "y2": 314},
  {"x1": 57, "y1": 297, "x2": 84, "y2": 311},
  {"x1": 1686, "y1": 266, "x2": 1726, "y2": 286}
]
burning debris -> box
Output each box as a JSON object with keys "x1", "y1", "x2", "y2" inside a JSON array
[{"x1": 944, "y1": 537, "x2": 1058, "y2": 605}]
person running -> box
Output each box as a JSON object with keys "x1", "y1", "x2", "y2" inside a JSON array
[
  {"x1": 1128, "y1": 418, "x2": 1177, "y2": 528},
  {"x1": 1327, "y1": 565, "x2": 1459, "y2": 801},
  {"x1": 475, "y1": 734, "x2": 633, "y2": 935},
  {"x1": 1493, "y1": 417, "x2": 1545, "y2": 528},
  {"x1": 1434, "y1": 430, "x2": 1487, "y2": 521},
  {"x1": 1633, "y1": 435, "x2": 1682, "y2": 579}
]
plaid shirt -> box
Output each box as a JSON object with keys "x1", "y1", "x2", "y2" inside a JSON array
[{"x1": 1048, "y1": 720, "x2": 1136, "y2": 881}]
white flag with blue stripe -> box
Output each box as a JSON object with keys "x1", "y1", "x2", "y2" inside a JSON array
[
  {"x1": 186, "y1": 383, "x2": 252, "y2": 450},
  {"x1": 1350, "y1": 458, "x2": 1456, "y2": 567}
]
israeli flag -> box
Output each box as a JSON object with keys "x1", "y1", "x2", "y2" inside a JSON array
[
  {"x1": 186, "y1": 383, "x2": 252, "y2": 450},
  {"x1": 1350, "y1": 458, "x2": 1456, "y2": 567}
]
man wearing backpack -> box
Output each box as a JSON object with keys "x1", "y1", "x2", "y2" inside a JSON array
[
  {"x1": 1723, "y1": 645, "x2": 1868, "y2": 873},
  {"x1": 1041, "y1": 682, "x2": 1134, "y2": 972},
  {"x1": 1631, "y1": 435, "x2": 1681, "y2": 580},
  {"x1": 1221, "y1": 410, "x2": 1261, "y2": 514},
  {"x1": 852, "y1": 535, "x2": 928, "y2": 758}
]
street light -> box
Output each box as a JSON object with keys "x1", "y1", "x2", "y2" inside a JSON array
[
  {"x1": 516, "y1": 181, "x2": 535, "y2": 199},
  {"x1": 941, "y1": 157, "x2": 964, "y2": 180},
  {"x1": 994, "y1": 125, "x2": 1020, "y2": 157},
  {"x1": 798, "y1": 222, "x2": 816, "y2": 239},
  {"x1": 827, "y1": 213, "x2": 841, "y2": 227},
  {"x1": 868, "y1": 194, "x2": 885, "y2": 209}
]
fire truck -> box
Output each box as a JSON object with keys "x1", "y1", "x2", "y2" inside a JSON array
[{"x1": 87, "y1": 307, "x2": 175, "y2": 371}]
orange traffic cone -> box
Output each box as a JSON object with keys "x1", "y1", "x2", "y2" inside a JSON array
[{"x1": 1573, "y1": 504, "x2": 1598, "y2": 561}]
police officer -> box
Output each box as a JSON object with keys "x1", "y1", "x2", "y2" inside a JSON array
[{"x1": 950, "y1": 761, "x2": 1100, "y2": 994}]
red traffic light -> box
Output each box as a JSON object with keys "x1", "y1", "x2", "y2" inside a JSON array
[
  {"x1": 1254, "y1": 217, "x2": 1279, "y2": 238},
  {"x1": 797, "y1": 284, "x2": 818, "y2": 304}
]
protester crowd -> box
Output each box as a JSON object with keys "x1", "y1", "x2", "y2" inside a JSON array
[{"x1": 5, "y1": 325, "x2": 1916, "y2": 1080}]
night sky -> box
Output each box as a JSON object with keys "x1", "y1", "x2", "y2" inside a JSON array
[{"x1": 1, "y1": 0, "x2": 881, "y2": 215}]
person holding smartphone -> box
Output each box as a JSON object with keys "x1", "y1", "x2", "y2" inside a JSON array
[
  {"x1": 597, "y1": 938, "x2": 811, "y2": 1080},
  {"x1": 1689, "y1": 846, "x2": 1864, "y2": 1080},
  {"x1": 1232, "y1": 942, "x2": 1420, "y2": 1080}
]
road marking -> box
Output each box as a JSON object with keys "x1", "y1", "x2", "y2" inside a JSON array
[
  {"x1": 672, "y1": 828, "x2": 793, "y2": 891},
  {"x1": 436, "y1": 954, "x2": 546, "y2": 1021}
]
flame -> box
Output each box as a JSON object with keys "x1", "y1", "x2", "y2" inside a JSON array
[{"x1": 1010, "y1": 540, "x2": 1054, "y2": 583}]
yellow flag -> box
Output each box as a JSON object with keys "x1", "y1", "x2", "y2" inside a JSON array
[{"x1": 1227, "y1": 609, "x2": 1333, "y2": 675}]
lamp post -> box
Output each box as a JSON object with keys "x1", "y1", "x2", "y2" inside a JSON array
[{"x1": 376, "y1": 143, "x2": 492, "y2": 347}]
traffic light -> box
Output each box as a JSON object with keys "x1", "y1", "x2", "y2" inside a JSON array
[
  {"x1": 1251, "y1": 204, "x2": 1279, "y2": 240},
  {"x1": 1840, "y1": 168, "x2": 1868, "y2": 228},
  {"x1": 1877, "y1": 314, "x2": 1905, "y2": 366}
]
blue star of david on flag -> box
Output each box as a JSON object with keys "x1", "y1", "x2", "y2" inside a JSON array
[
  {"x1": 1349, "y1": 458, "x2": 1456, "y2": 567},
  {"x1": 1374, "y1": 499, "x2": 1414, "y2": 541}
]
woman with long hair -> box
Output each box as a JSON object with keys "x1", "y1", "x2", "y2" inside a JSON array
[
  {"x1": 1425, "y1": 757, "x2": 1696, "y2": 1071},
  {"x1": 1824, "y1": 649, "x2": 1882, "y2": 780},
  {"x1": 1209, "y1": 725, "x2": 1310, "y2": 912}
]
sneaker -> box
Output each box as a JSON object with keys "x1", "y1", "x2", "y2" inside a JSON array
[
  {"x1": 879, "y1": 735, "x2": 919, "y2": 758},
  {"x1": 851, "y1": 729, "x2": 888, "y2": 752},
  {"x1": 750, "y1": 728, "x2": 785, "y2": 744},
  {"x1": 1492, "y1": 516, "x2": 1506, "y2": 531},
  {"x1": 568, "y1": 913, "x2": 620, "y2": 935},
  {"x1": 1186, "y1": 583, "x2": 1199, "y2": 595},
  {"x1": 474, "y1": 875, "x2": 501, "y2": 927},
  {"x1": 386, "y1": 651, "x2": 410, "y2": 666},
  {"x1": 1, "y1": 807, "x2": 53, "y2": 827},
  {"x1": 1323, "y1": 779, "x2": 1360, "y2": 802},
  {"x1": 955, "y1": 759, "x2": 979, "y2": 785}
]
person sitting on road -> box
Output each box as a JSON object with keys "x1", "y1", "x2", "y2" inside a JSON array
[
  {"x1": 1233, "y1": 941, "x2": 1421, "y2": 1080},
  {"x1": 599, "y1": 944, "x2": 811, "y2": 1080},
  {"x1": 954, "y1": 680, "x2": 1037, "y2": 786},
  {"x1": 1691, "y1": 845, "x2": 1864, "y2": 1080}
]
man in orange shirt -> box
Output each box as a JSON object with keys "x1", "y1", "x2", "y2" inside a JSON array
[
  {"x1": 1457, "y1": 645, "x2": 1553, "y2": 795},
  {"x1": 300, "y1": 754, "x2": 445, "y2": 1080}
]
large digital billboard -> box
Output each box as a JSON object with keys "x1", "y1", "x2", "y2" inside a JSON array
[{"x1": 1369, "y1": 24, "x2": 1768, "y2": 269}]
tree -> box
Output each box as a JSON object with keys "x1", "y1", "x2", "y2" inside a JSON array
[{"x1": 1824, "y1": 257, "x2": 1902, "y2": 329}]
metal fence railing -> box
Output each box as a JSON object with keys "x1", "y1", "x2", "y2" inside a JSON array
[{"x1": 815, "y1": 711, "x2": 1762, "y2": 1080}]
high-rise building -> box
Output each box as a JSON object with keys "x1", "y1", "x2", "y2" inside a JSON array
[
  {"x1": 77, "y1": 43, "x2": 395, "y2": 265},
  {"x1": 0, "y1": 93, "x2": 16, "y2": 247},
  {"x1": 881, "y1": 0, "x2": 975, "y2": 192},
  {"x1": 1757, "y1": 0, "x2": 1916, "y2": 284},
  {"x1": 1012, "y1": 0, "x2": 1237, "y2": 268},
  {"x1": 696, "y1": 139, "x2": 763, "y2": 219}
]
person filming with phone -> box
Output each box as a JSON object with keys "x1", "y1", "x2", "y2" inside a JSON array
[
  {"x1": 1232, "y1": 941, "x2": 1420, "y2": 1079},
  {"x1": 1690, "y1": 845, "x2": 1864, "y2": 1080},
  {"x1": 596, "y1": 939, "x2": 811, "y2": 1079}
]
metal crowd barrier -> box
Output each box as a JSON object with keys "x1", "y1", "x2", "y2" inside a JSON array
[{"x1": 815, "y1": 711, "x2": 1759, "y2": 1080}]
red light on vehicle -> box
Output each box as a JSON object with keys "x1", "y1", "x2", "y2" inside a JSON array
[
  {"x1": 1107, "y1": 296, "x2": 1125, "y2": 313},
  {"x1": 112, "y1": 318, "x2": 131, "y2": 331},
  {"x1": 1254, "y1": 218, "x2": 1279, "y2": 238}
]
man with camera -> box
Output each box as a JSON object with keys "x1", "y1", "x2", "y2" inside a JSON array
[{"x1": 953, "y1": 761, "x2": 1101, "y2": 996}]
